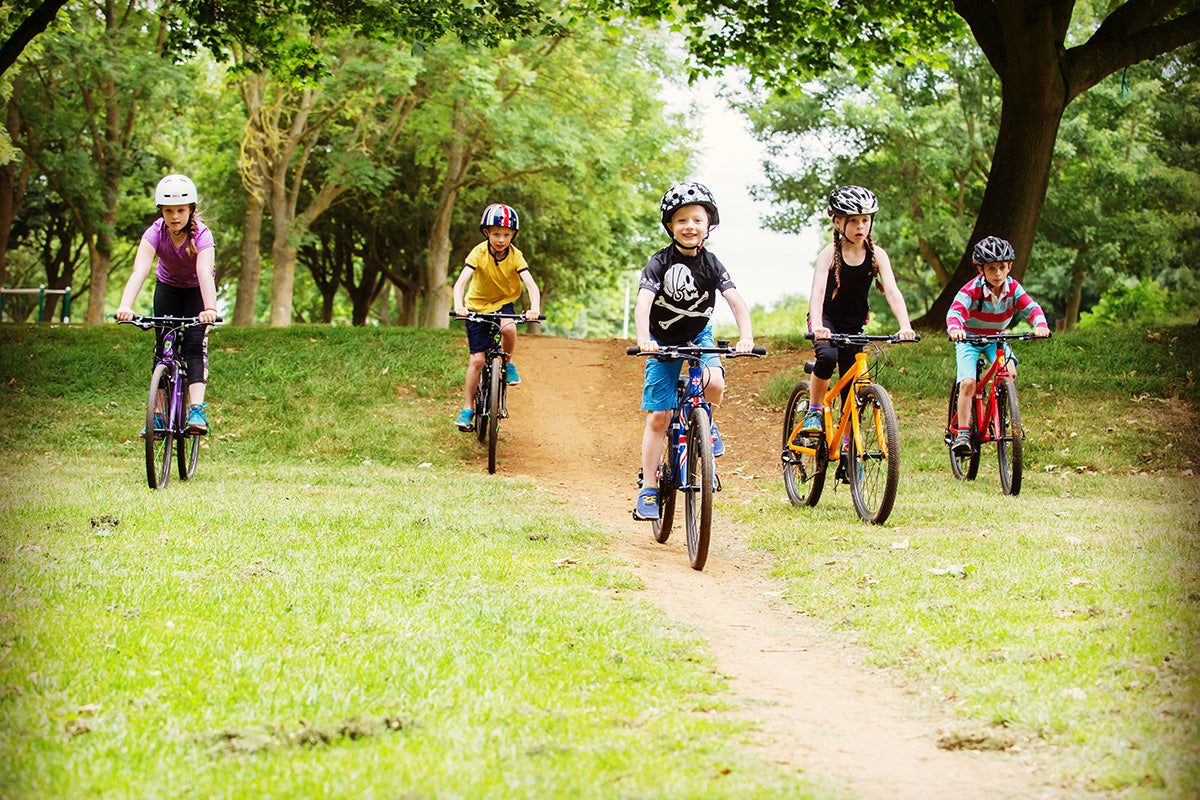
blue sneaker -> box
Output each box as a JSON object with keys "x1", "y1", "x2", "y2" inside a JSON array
[
  {"x1": 633, "y1": 487, "x2": 659, "y2": 521},
  {"x1": 454, "y1": 408, "x2": 474, "y2": 431},
  {"x1": 506, "y1": 362, "x2": 521, "y2": 385},
  {"x1": 711, "y1": 423, "x2": 725, "y2": 457},
  {"x1": 185, "y1": 404, "x2": 208, "y2": 434},
  {"x1": 801, "y1": 407, "x2": 823, "y2": 434},
  {"x1": 140, "y1": 412, "x2": 166, "y2": 440}
]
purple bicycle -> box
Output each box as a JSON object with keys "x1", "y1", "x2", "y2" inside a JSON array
[{"x1": 119, "y1": 314, "x2": 219, "y2": 489}]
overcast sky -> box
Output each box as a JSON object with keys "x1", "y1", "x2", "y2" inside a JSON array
[{"x1": 659, "y1": 79, "x2": 822, "y2": 324}]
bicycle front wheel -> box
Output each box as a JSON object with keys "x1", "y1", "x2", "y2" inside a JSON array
[
  {"x1": 486, "y1": 355, "x2": 503, "y2": 474},
  {"x1": 684, "y1": 406, "x2": 715, "y2": 571},
  {"x1": 652, "y1": 430, "x2": 677, "y2": 544},
  {"x1": 848, "y1": 383, "x2": 900, "y2": 524},
  {"x1": 946, "y1": 380, "x2": 980, "y2": 481},
  {"x1": 782, "y1": 381, "x2": 827, "y2": 507},
  {"x1": 145, "y1": 363, "x2": 174, "y2": 490},
  {"x1": 474, "y1": 365, "x2": 488, "y2": 444},
  {"x1": 177, "y1": 432, "x2": 200, "y2": 480},
  {"x1": 997, "y1": 376, "x2": 1024, "y2": 495}
]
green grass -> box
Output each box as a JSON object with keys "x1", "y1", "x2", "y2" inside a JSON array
[
  {"x1": 0, "y1": 325, "x2": 832, "y2": 800},
  {"x1": 742, "y1": 325, "x2": 1200, "y2": 798},
  {"x1": 1, "y1": 322, "x2": 1198, "y2": 798}
]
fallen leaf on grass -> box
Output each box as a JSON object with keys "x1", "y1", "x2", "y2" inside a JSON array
[
  {"x1": 890, "y1": 537, "x2": 910, "y2": 550},
  {"x1": 552, "y1": 557, "x2": 579, "y2": 568},
  {"x1": 930, "y1": 563, "x2": 977, "y2": 578}
]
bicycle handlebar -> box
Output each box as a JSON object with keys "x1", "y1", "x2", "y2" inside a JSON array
[
  {"x1": 626, "y1": 345, "x2": 767, "y2": 358},
  {"x1": 952, "y1": 331, "x2": 1053, "y2": 344},
  {"x1": 805, "y1": 332, "x2": 920, "y2": 344},
  {"x1": 448, "y1": 311, "x2": 546, "y2": 324},
  {"x1": 116, "y1": 314, "x2": 223, "y2": 330}
]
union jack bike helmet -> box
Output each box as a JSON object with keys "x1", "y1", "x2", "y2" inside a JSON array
[
  {"x1": 480, "y1": 203, "x2": 519, "y2": 233},
  {"x1": 972, "y1": 235, "x2": 1016, "y2": 266},
  {"x1": 827, "y1": 185, "x2": 879, "y2": 216},
  {"x1": 660, "y1": 181, "x2": 720, "y2": 233},
  {"x1": 155, "y1": 174, "x2": 198, "y2": 206}
]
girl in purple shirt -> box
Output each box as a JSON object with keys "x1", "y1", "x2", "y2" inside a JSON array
[{"x1": 115, "y1": 175, "x2": 218, "y2": 435}]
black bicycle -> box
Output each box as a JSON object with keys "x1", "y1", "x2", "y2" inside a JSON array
[
  {"x1": 118, "y1": 314, "x2": 220, "y2": 489},
  {"x1": 450, "y1": 310, "x2": 544, "y2": 474}
]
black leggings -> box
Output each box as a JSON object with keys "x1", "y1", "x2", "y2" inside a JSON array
[{"x1": 153, "y1": 281, "x2": 209, "y2": 388}]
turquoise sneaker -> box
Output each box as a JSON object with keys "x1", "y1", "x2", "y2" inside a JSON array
[
  {"x1": 506, "y1": 362, "x2": 521, "y2": 385},
  {"x1": 711, "y1": 422, "x2": 725, "y2": 457},
  {"x1": 454, "y1": 408, "x2": 474, "y2": 431},
  {"x1": 801, "y1": 407, "x2": 823, "y2": 434},
  {"x1": 185, "y1": 404, "x2": 208, "y2": 434},
  {"x1": 140, "y1": 412, "x2": 166, "y2": 440}
]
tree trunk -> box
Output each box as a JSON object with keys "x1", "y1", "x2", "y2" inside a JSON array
[
  {"x1": 420, "y1": 114, "x2": 470, "y2": 329},
  {"x1": 232, "y1": 192, "x2": 264, "y2": 325},
  {"x1": 1063, "y1": 262, "x2": 1085, "y2": 331},
  {"x1": 917, "y1": 21, "x2": 1067, "y2": 328}
]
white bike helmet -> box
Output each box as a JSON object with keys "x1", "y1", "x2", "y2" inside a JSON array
[{"x1": 155, "y1": 174, "x2": 198, "y2": 206}]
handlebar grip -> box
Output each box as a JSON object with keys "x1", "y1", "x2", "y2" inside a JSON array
[
  {"x1": 751, "y1": 346, "x2": 768, "y2": 355},
  {"x1": 804, "y1": 332, "x2": 815, "y2": 340},
  {"x1": 626, "y1": 346, "x2": 640, "y2": 356}
]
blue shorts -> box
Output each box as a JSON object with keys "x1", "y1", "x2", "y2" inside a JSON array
[
  {"x1": 466, "y1": 303, "x2": 515, "y2": 353},
  {"x1": 641, "y1": 327, "x2": 724, "y2": 411},
  {"x1": 954, "y1": 340, "x2": 1016, "y2": 383}
]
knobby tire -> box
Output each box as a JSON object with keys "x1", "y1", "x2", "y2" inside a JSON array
[
  {"x1": 177, "y1": 432, "x2": 200, "y2": 481},
  {"x1": 997, "y1": 376, "x2": 1024, "y2": 495},
  {"x1": 652, "y1": 429, "x2": 676, "y2": 543},
  {"x1": 486, "y1": 355, "x2": 503, "y2": 474},
  {"x1": 782, "y1": 381, "x2": 826, "y2": 507},
  {"x1": 848, "y1": 383, "x2": 900, "y2": 525},
  {"x1": 947, "y1": 380, "x2": 980, "y2": 480},
  {"x1": 145, "y1": 363, "x2": 174, "y2": 489},
  {"x1": 685, "y1": 406, "x2": 715, "y2": 571}
]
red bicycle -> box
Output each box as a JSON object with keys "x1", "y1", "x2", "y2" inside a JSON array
[{"x1": 944, "y1": 332, "x2": 1049, "y2": 495}]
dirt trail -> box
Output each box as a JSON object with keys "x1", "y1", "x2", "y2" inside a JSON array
[{"x1": 487, "y1": 335, "x2": 1070, "y2": 800}]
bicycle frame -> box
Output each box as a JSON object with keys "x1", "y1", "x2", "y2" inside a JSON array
[
  {"x1": 971, "y1": 349, "x2": 1013, "y2": 445},
  {"x1": 665, "y1": 359, "x2": 712, "y2": 498}
]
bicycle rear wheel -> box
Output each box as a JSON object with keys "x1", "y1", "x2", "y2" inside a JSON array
[
  {"x1": 782, "y1": 381, "x2": 827, "y2": 507},
  {"x1": 652, "y1": 430, "x2": 677, "y2": 543},
  {"x1": 177, "y1": 432, "x2": 200, "y2": 480},
  {"x1": 145, "y1": 363, "x2": 174, "y2": 489},
  {"x1": 997, "y1": 376, "x2": 1024, "y2": 495},
  {"x1": 946, "y1": 380, "x2": 980, "y2": 480},
  {"x1": 684, "y1": 406, "x2": 715, "y2": 571},
  {"x1": 474, "y1": 364, "x2": 488, "y2": 444},
  {"x1": 848, "y1": 383, "x2": 900, "y2": 524},
  {"x1": 486, "y1": 355, "x2": 503, "y2": 474}
]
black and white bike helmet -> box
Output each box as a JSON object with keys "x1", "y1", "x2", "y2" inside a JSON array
[
  {"x1": 660, "y1": 182, "x2": 720, "y2": 234},
  {"x1": 972, "y1": 235, "x2": 1016, "y2": 266},
  {"x1": 827, "y1": 185, "x2": 879, "y2": 216},
  {"x1": 155, "y1": 174, "x2": 198, "y2": 207}
]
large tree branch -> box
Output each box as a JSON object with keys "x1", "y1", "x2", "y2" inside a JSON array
[
  {"x1": 1066, "y1": 8, "x2": 1200, "y2": 100},
  {"x1": 0, "y1": 0, "x2": 68, "y2": 77},
  {"x1": 953, "y1": 0, "x2": 1006, "y2": 74}
]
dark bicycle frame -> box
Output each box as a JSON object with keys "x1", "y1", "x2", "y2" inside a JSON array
[{"x1": 449, "y1": 310, "x2": 544, "y2": 474}]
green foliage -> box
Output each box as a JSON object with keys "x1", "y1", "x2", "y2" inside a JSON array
[{"x1": 1076, "y1": 280, "x2": 1174, "y2": 329}]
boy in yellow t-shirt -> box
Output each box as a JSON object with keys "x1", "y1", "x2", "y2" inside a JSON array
[{"x1": 450, "y1": 203, "x2": 541, "y2": 431}]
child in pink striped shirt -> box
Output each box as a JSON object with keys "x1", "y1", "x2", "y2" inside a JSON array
[{"x1": 946, "y1": 236, "x2": 1050, "y2": 454}]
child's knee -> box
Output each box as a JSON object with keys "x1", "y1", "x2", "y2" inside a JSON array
[
  {"x1": 959, "y1": 377, "x2": 976, "y2": 396},
  {"x1": 646, "y1": 410, "x2": 670, "y2": 433},
  {"x1": 468, "y1": 351, "x2": 486, "y2": 368}
]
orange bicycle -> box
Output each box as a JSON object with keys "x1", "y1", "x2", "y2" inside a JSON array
[
  {"x1": 781, "y1": 332, "x2": 918, "y2": 524},
  {"x1": 944, "y1": 332, "x2": 1049, "y2": 495}
]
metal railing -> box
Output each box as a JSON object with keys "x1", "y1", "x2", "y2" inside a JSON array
[{"x1": 0, "y1": 285, "x2": 72, "y2": 323}]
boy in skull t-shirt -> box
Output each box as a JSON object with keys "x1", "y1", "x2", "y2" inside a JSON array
[{"x1": 632, "y1": 182, "x2": 755, "y2": 521}]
